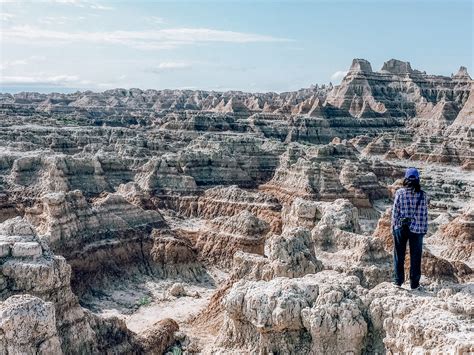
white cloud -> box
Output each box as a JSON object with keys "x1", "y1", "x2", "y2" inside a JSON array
[
  {"x1": 158, "y1": 62, "x2": 192, "y2": 70},
  {"x1": 39, "y1": 16, "x2": 67, "y2": 25},
  {"x1": 147, "y1": 16, "x2": 166, "y2": 25},
  {"x1": 145, "y1": 62, "x2": 193, "y2": 74},
  {"x1": 39, "y1": 15, "x2": 86, "y2": 25},
  {"x1": 0, "y1": 74, "x2": 89, "y2": 86},
  {"x1": 2, "y1": 25, "x2": 291, "y2": 50},
  {"x1": 0, "y1": 13, "x2": 15, "y2": 21},
  {"x1": 158, "y1": 28, "x2": 286, "y2": 43},
  {"x1": 49, "y1": 0, "x2": 82, "y2": 4},
  {"x1": 87, "y1": 3, "x2": 113, "y2": 10},
  {"x1": 30, "y1": 55, "x2": 47, "y2": 61},
  {"x1": 49, "y1": 0, "x2": 113, "y2": 10},
  {"x1": 0, "y1": 56, "x2": 46, "y2": 71},
  {"x1": 4, "y1": 59, "x2": 27, "y2": 66},
  {"x1": 0, "y1": 0, "x2": 113, "y2": 9},
  {"x1": 330, "y1": 70, "x2": 348, "y2": 81}
]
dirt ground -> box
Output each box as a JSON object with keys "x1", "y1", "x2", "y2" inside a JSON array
[{"x1": 81, "y1": 266, "x2": 229, "y2": 350}]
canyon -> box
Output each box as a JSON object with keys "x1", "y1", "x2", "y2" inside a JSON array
[{"x1": 0, "y1": 58, "x2": 472, "y2": 354}]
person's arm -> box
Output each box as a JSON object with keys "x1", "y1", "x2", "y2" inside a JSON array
[
  {"x1": 422, "y1": 192, "x2": 429, "y2": 233},
  {"x1": 391, "y1": 190, "x2": 400, "y2": 229}
]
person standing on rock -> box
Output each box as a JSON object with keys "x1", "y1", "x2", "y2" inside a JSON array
[{"x1": 391, "y1": 167, "x2": 428, "y2": 290}]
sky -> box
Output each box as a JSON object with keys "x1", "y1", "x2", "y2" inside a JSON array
[{"x1": 0, "y1": 0, "x2": 472, "y2": 93}]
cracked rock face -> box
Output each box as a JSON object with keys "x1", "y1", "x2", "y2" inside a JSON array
[
  {"x1": 0, "y1": 57, "x2": 472, "y2": 354},
  {"x1": 264, "y1": 227, "x2": 323, "y2": 278},
  {"x1": 0, "y1": 295, "x2": 62, "y2": 354},
  {"x1": 192, "y1": 210, "x2": 269, "y2": 267},
  {"x1": 217, "y1": 271, "x2": 367, "y2": 354},
  {"x1": 0, "y1": 218, "x2": 133, "y2": 353},
  {"x1": 365, "y1": 282, "x2": 474, "y2": 354},
  {"x1": 430, "y1": 206, "x2": 474, "y2": 265},
  {"x1": 0, "y1": 218, "x2": 181, "y2": 354}
]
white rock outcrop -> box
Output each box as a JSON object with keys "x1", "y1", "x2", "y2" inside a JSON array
[
  {"x1": 0, "y1": 295, "x2": 62, "y2": 355},
  {"x1": 217, "y1": 271, "x2": 367, "y2": 354}
]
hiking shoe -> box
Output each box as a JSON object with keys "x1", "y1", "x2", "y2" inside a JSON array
[
  {"x1": 392, "y1": 282, "x2": 402, "y2": 288},
  {"x1": 411, "y1": 285, "x2": 424, "y2": 291}
]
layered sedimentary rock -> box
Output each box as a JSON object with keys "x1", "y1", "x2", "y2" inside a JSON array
[
  {"x1": 191, "y1": 211, "x2": 269, "y2": 267},
  {"x1": 0, "y1": 217, "x2": 144, "y2": 353},
  {"x1": 23, "y1": 190, "x2": 165, "y2": 290},
  {"x1": 430, "y1": 206, "x2": 474, "y2": 266},
  {"x1": 26, "y1": 190, "x2": 164, "y2": 253},
  {"x1": 149, "y1": 228, "x2": 205, "y2": 281},
  {"x1": 327, "y1": 58, "x2": 471, "y2": 120},
  {"x1": 2, "y1": 60, "x2": 468, "y2": 122},
  {"x1": 195, "y1": 185, "x2": 282, "y2": 232},
  {"x1": 138, "y1": 318, "x2": 179, "y2": 354},
  {"x1": 3, "y1": 152, "x2": 134, "y2": 200},
  {"x1": 361, "y1": 131, "x2": 474, "y2": 169},
  {"x1": 261, "y1": 142, "x2": 388, "y2": 212},
  {"x1": 327, "y1": 59, "x2": 473, "y2": 170},
  {"x1": 447, "y1": 85, "x2": 474, "y2": 140}
]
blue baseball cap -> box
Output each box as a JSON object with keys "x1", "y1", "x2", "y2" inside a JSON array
[{"x1": 405, "y1": 167, "x2": 419, "y2": 179}]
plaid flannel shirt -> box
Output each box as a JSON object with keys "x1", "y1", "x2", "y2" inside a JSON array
[{"x1": 391, "y1": 187, "x2": 428, "y2": 234}]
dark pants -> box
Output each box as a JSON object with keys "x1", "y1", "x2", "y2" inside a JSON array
[{"x1": 392, "y1": 227, "x2": 424, "y2": 288}]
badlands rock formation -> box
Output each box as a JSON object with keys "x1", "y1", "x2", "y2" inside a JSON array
[
  {"x1": 0, "y1": 58, "x2": 472, "y2": 354},
  {"x1": 0, "y1": 217, "x2": 174, "y2": 354}
]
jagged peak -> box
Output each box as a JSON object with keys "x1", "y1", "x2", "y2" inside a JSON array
[
  {"x1": 381, "y1": 59, "x2": 413, "y2": 74},
  {"x1": 453, "y1": 66, "x2": 471, "y2": 80},
  {"x1": 349, "y1": 58, "x2": 373, "y2": 73}
]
